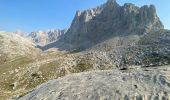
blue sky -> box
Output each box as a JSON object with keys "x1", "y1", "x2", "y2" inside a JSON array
[{"x1": 0, "y1": 0, "x2": 169, "y2": 33}]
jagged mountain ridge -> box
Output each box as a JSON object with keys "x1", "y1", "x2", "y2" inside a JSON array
[
  {"x1": 42, "y1": 0, "x2": 163, "y2": 50},
  {"x1": 28, "y1": 29, "x2": 67, "y2": 46}
]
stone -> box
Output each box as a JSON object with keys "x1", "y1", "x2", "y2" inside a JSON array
[{"x1": 19, "y1": 68, "x2": 170, "y2": 100}]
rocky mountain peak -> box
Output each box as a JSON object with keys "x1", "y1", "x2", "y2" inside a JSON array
[
  {"x1": 123, "y1": 3, "x2": 139, "y2": 11},
  {"x1": 43, "y1": 1, "x2": 164, "y2": 51},
  {"x1": 28, "y1": 29, "x2": 67, "y2": 46},
  {"x1": 74, "y1": 0, "x2": 119, "y2": 19},
  {"x1": 76, "y1": 10, "x2": 82, "y2": 17},
  {"x1": 107, "y1": 0, "x2": 116, "y2": 2},
  {"x1": 63, "y1": 1, "x2": 163, "y2": 50},
  {"x1": 140, "y1": 5, "x2": 157, "y2": 22},
  {"x1": 105, "y1": 0, "x2": 119, "y2": 8},
  {"x1": 14, "y1": 30, "x2": 25, "y2": 37}
]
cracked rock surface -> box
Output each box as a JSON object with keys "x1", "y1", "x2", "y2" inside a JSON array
[{"x1": 20, "y1": 66, "x2": 170, "y2": 100}]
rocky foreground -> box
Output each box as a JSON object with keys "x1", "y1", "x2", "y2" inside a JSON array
[{"x1": 19, "y1": 66, "x2": 170, "y2": 100}]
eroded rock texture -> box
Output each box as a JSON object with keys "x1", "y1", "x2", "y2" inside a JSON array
[
  {"x1": 19, "y1": 67, "x2": 170, "y2": 100},
  {"x1": 62, "y1": 0, "x2": 163, "y2": 50}
]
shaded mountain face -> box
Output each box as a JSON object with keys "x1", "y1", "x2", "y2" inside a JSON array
[
  {"x1": 61, "y1": 0, "x2": 163, "y2": 50},
  {"x1": 28, "y1": 29, "x2": 67, "y2": 46}
]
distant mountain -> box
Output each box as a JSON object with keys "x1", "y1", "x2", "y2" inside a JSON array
[
  {"x1": 14, "y1": 30, "x2": 25, "y2": 36},
  {"x1": 28, "y1": 29, "x2": 67, "y2": 46}
]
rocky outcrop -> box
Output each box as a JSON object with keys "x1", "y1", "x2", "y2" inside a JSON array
[
  {"x1": 19, "y1": 67, "x2": 170, "y2": 100},
  {"x1": 62, "y1": 0, "x2": 163, "y2": 50},
  {"x1": 28, "y1": 29, "x2": 67, "y2": 46}
]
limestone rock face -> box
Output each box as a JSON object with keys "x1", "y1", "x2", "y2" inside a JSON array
[
  {"x1": 63, "y1": 0, "x2": 163, "y2": 50},
  {"x1": 19, "y1": 67, "x2": 170, "y2": 100},
  {"x1": 28, "y1": 29, "x2": 67, "y2": 46}
]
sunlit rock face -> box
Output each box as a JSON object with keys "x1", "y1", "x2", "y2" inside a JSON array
[
  {"x1": 28, "y1": 29, "x2": 67, "y2": 46},
  {"x1": 19, "y1": 67, "x2": 170, "y2": 100}
]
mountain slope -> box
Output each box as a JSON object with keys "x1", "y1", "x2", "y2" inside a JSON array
[
  {"x1": 0, "y1": 32, "x2": 42, "y2": 99},
  {"x1": 0, "y1": 32, "x2": 115, "y2": 99},
  {"x1": 0, "y1": 32, "x2": 71, "y2": 99},
  {"x1": 0, "y1": 32, "x2": 40, "y2": 63}
]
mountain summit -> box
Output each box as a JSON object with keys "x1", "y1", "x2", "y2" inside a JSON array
[
  {"x1": 28, "y1": 29, "x2": 67, "y2": 46},
  {"x1": 44, "y1": 0, "x2": 163, "y2": 50}
]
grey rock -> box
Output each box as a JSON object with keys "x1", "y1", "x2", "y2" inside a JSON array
[
  {"x1": 61, "y1": 0, "x2": 163, "y2": 50},
  {"x1": 19, "y1": 67, "x2": 170, "y2": 100},
  {"x1": 28, "y1": 29, "x2": 67, "y2": 46}
]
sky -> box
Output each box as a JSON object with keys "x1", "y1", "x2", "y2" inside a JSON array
[{"x1": 0, "y1": 0, "x2": 169, "y2": 33}]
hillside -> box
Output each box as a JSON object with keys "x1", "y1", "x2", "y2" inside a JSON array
[
  {"x1": 0, "y1": 32, "x2": 117, "y2": 99},
  {"x1": 0, "y1": 32, "x2": 39, "y2": 63}
]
